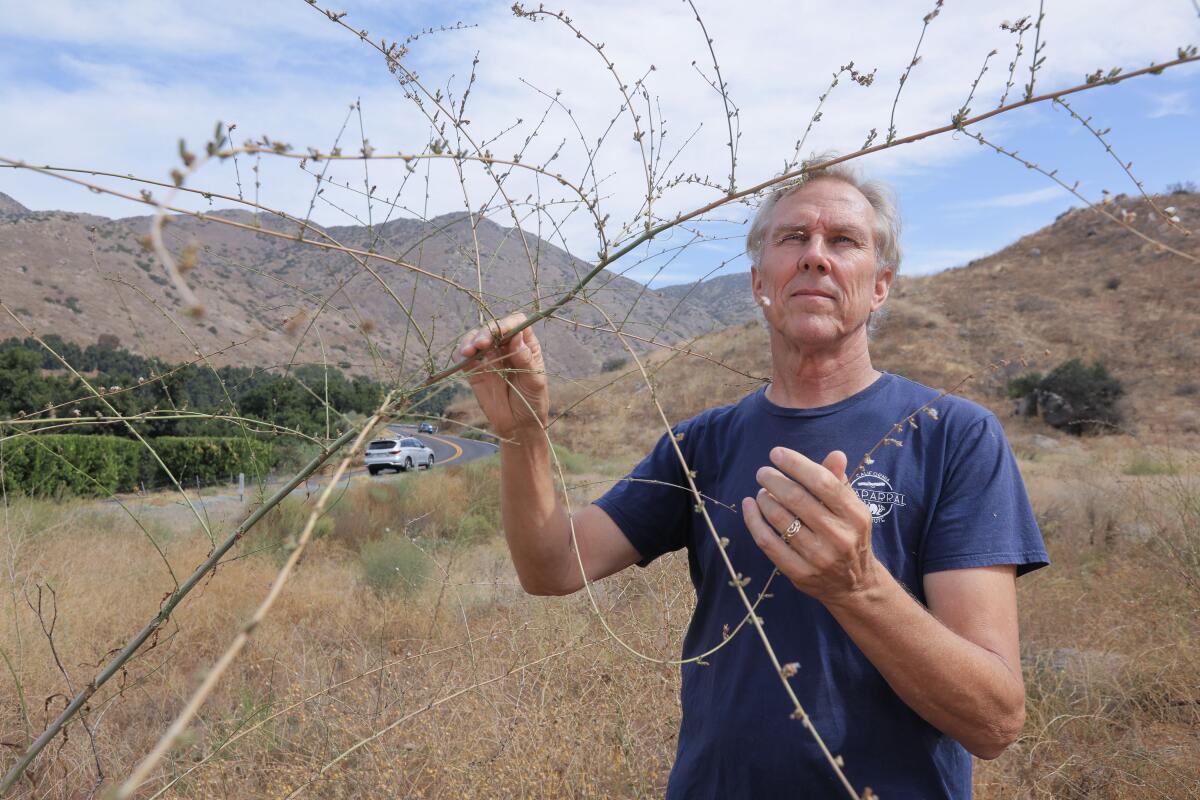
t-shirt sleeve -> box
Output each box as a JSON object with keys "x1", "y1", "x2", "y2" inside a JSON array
[
  {"x1": 593, "y1": 424, "x2": 693, "y2": 566},
  {"x1": 923, "y1": 414, "x2": 1049, "y2": 577}
]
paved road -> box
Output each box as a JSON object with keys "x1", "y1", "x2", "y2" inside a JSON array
[
  {"x1": 382, "y1": 424, "x2": 499, "y2": 471},
  {"x1": 274, "y1": 426, "x2": 498, "y2": 496},
  {"x1": 110, "y1": 428, "x2": 499, "y2": 514}
]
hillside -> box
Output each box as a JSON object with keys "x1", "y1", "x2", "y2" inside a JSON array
[
  {"x1": 0, "y1": 192, "x2": 28, "y2": 215},
  {"x1": 451, "y1": 191, "x2": 1200, "y2": 459},
  {"x1": 658, "y1": 272, "x2": 758, "y2": 327},
  {"x1": 0, "y1": 199, "x2": 725, "y2": 380}
]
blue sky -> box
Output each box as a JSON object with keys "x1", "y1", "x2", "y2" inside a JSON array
[{"x1": 1, "y1": 1, "x2": 1197, "y2": 287}]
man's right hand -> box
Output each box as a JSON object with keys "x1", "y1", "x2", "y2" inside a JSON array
[
  {"x1": 458, "y1": 312, "x2": 549, "y2": 439},
  {"x1": 457, "y1": 311, "x2": 640, "y2": 595}
]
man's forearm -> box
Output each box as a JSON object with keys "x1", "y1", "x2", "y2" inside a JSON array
[
  {"x1": 499, "y1": 430, "x2": 575, "y2": 594},
  {"x1": 823, "y1": 569, "x2": 1026, "y2": 759}
]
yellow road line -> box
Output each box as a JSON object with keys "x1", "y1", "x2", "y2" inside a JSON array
[{"x1": 424, "y1": 432, "x2": 464, "y2": 464}]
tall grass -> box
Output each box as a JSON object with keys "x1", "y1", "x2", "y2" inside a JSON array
[{"x1": 2, "y1": 446, "x2": 1197, "y2": 797}]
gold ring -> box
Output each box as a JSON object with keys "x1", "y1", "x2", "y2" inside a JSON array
[{"x1": 782, "y1": 518, "x2": 803, "y2": 542}]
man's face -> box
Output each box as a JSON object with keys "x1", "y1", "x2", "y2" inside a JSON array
[{"x1": 751, "y1": 178, "x2": 893, "y2": 347}]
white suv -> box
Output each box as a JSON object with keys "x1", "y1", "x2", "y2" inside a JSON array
[{"x1": 365, "y1": 437, "x2": 435, "y2": 474}]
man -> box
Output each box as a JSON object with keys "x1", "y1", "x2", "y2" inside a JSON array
[{"x1": 458, "y1": 159, "x2": 1048, "y2": 798}]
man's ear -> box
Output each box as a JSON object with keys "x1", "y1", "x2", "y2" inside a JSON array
[
  {"x1": 751, "y1": 265, "x2": 763, "y2": 300},
  {"x1": 871, "y1": 267, "x2": 894, "y2": 312}
]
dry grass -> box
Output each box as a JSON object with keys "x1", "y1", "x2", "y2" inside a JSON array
[
  {"x1": 2, "y1": 431, "x2": 1198, "y2": 798},
  {"x1": 0, "y1": 459, "x2": 688, "y2": 799}
]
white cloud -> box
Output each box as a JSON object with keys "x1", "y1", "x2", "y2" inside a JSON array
[
  {"x1": 960, "y1": 185, "x2": 1068, "y2": 209},
  {"x1": 904, "y1": 247, "x2": 988, "y2": 276},
  {"x1": 1147, "y1": 90, "x2": 1190, "y2": 119}
]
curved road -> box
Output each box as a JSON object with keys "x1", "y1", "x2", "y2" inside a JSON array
[
  {"x1": 382, "y1": 424, "x2": 498, "y2": 471},
  {"x1": 114, "y1": 428, "x2": 499, "y2": 513}
]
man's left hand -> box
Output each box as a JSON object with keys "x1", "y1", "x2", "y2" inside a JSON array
[{"x1": 741, "y1": 447, "x2": 882, "y2": 606}]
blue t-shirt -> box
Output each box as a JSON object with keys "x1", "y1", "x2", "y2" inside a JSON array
[{"x1": 594, "y1": 373, "x2": 1048, "y2": 799}]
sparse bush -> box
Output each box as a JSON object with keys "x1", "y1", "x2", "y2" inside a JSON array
[
  {"x1": 1105, "y1": 276, "x2": 1121, "y2": 290},
  {"x1": 1014, "y1": 295, "x2": 1054, "y2": 313},
  {"x1": 453, "y1": 512, "x2": 497, "y2": 543},
  {"x1": 244, "y1": 496, "x2": 336, "y2": 562},
  {"x1": 1123, "y1": 452, "x2": 1179, "y2": 476},
  {"x1": 1166, "y1": 180, "x2": 1197, "y2": 194},
  {"x1": 1038, "y1": 358, "x2": 1124, "y2": 435},
  {"x1": 359, "y1": 535, "x2": 430, "y2": 594},
  {"x1": 1007, "y1": 360, "x2": 1125, "y2": 434},
  {"x1": 601, "y1": 355, "x2": 628, "y2": 372}
]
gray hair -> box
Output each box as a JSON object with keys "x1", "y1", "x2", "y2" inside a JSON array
[
  {"x1": 746, "y1": 154, "x2": 901, "y2": 275},
  {"x1": 745, "y1": 153, "x2": 901, "y2": 334}
]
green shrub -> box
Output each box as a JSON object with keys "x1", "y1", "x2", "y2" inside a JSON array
[
  {"x1": 139, "y1": 437, "x2": 273, "y2": 488},
  {"x1": 1038, "y1": 358, "x2": 1124, "y2": 435},
  {"x1": 269, "y1": 438, "x2": 323, "y2": 474},
  {"x1": 0, "y1": 434, "x2": 276, "y2": 497},
  {"x1": 242, "y1": 496, "x2": 335, "y2": 562},
  {"x1": 453, "y1": 512, "x2": 496, "y2": 544},
  {"x1": 0, "y1": 434, "x2": 142, "y2": 496},
  {"x1": 1006, "y1": 371, "x2": 1043, "y2": 399},
  {"x1": 1123, "y1": 453, "x2": 1179, "y2": 476},
  {"x1": 359, "y1": 535, "x2": 430, "y2": 595}
]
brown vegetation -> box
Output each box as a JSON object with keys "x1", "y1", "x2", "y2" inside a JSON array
[{"x1": 3, "y1": 421, "x2": 1198, "y2": 797}]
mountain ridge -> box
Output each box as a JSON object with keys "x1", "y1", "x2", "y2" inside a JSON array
[{"x1": 0, "y1": 196, "x2": 727, "y2": 380}]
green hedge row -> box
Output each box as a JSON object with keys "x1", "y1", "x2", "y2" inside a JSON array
[
  {"x1": 0, "y1": 435, "x2": 142, "y2": 496},
  {"x1": 0, "y1": 434, "x2": 274, "y2": 497},
  {"x1": 140, "y1": 437, "x2": 273, "y2": 488}
]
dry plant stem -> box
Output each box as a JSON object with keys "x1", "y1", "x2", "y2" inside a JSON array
[
  {"x1": 0, "y1": 425, "x2": 364, "y2": 795},
  {"x1": 281, "y1": 638, "x2": 607, "y2": 799},
  {"x1": 147, "y1": 151, "x2": 208, "y2": 314},
  {"x1": 888, "y1": 0, "x2": 944, "y2": 143},
  {"x1": 0, "y1": 157, "x2": 480, "y2": 302},
  {"x1": 1, "y1": 414, "x2": 321, "y2": 444},
  {"x1": 684, "y1": 0, "x2": 739, "y2": 192},
  {"x1": 517, "y1": 368, "x2": 776, "y2": 668},
  {"x1": 1052, "y1": 97, "x2": 1191, "y2": 232},
  {"x1": 595, "y1": 321, "x2": 860, "y2": 798},
  {"x1": 965, "y1": 131, "x2": 1198, "y2": 263},
  {"x1": 408, "y1": 51, "x2": 1200, "y2": 388},
  {"x1": 3, "y1": 52, "x2": 1194, "y2": 409},
  {"x1": 1024, "y1": 1, "x2": 1047, "y2": 100},
  {"x1": 0, "y1": 160, "x2": 427, "y2": 359},
  {"x1": 113, "y1": 405, "x2": 387, "y2": 798},
  {"x1": 141, "y1": 627, "x2": 539, "y2": 799},
  {"x1": 1, "y1": 40, "x2": 1194, "y2": 796},
  {"x1": 544, "y1": 311, "x2": 768, "y2": 380},
  {"x1": 311, "y1": 9, "x2": 560, "y2": 285},
  {"x1": 789, "y1": 68, "x2": 847, "y2": 169},
  {"x1": 506, "y1": 5, "x2": 654, "y2": 225}
]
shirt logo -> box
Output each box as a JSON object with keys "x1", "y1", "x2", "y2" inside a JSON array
[{"x1": 851, "y1": 471, "x2": 907, "y2": 523}]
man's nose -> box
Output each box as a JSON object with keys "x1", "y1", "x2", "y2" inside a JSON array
[{"x1": 796, "y1": 239, "x2": 832, "y2": 274}]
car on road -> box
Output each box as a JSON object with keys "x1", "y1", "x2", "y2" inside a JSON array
[
  {"x1": 365, "y1": 437, "x2": 435, "y2": 474},
  {"x1": 418, "y1": 422, "x2": 437, "y2": 434}
]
